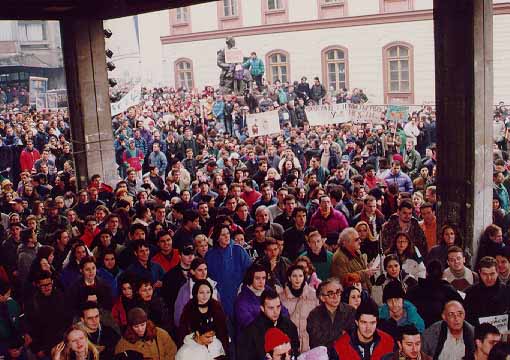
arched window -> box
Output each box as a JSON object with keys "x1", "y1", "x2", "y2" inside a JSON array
[
  {"x1": 266, "y1": 50, "x2": 290, "y2": 84},
  {"x1": 383, "y1": 42, "x2": 414, "y2": 104},
  {"x1": 321, "y1": 46, "x2": 348, "y2": 92},
  {"x1": 174, "y1": 58, "x2": 194, "y2": 89}
]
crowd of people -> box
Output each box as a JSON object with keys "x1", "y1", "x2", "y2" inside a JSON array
[{"x1": 0, "y1": 74, "x2": 509, "y2": 360}]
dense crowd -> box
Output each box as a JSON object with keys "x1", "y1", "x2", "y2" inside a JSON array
[{"x1": 0, "y1": 71, "x2": 509, "y2": 360}]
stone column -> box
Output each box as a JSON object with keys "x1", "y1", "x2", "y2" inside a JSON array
[
  {"x1": 434, "y1": 0, "x2": 493, "y2": 265},
  {"x1": 61, "y1": 18, "x2": 118, "y2": 188}
]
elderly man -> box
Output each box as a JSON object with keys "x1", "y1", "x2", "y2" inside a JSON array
[
  {"x1": 306, "y1": 278, "x2": 356, "y2": 352},
  {"x1": 331, "y1": 227, "x2": 376, "y2": 291},
  {"x1": 310, "y1": 195, "x2": 348, "y2": 237},
  {"x1": 422, "y1": 301, "x2": 475, "y2": 360},
  {"x1": 246, "y1": 205, "x2": 284, "y2": 241}
]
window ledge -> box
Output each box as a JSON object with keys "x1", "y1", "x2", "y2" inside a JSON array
[
  {"x1": 172, "y1": 22, "x2": 189, "y2": 27},
  {"x1": 219, "y1": 15, "x2": 240, "y2": 20},
  {"x1": 265, "y1": 8, "x2": 286, "y2": 15},
  {"x1": 320, "y1": 2, "x2": 344, "y2": 8}
]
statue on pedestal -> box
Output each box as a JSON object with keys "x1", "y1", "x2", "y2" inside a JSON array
[{"x1": 217, "y1": 37, "x2": 237, "y2": 94}]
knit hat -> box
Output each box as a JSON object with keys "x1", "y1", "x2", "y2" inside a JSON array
[
  {"x1": 382, "y1": 280, "x2": 405, "y2": 303},
  {"x1": 264, "y1": 328, "x2": 290, "y2": 353},
  {"x1": 127, "y1": 307, "x2": 148, "y2": 326}
]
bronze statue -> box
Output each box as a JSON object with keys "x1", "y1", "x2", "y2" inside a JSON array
[{"x1": 217, "y1": 37, "x2": 236, "y2": 94}]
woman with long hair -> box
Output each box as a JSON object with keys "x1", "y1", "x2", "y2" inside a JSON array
[
  {"x1": 278, "y1": 265, "x2": 319, "y2": 352},
  {"x1": 112, "y1": 274, "x2": 137, "y2": 331},
  {"x1": 426, "y1": 224, "x2": 464, "y2": 269},
  {"x1": 375, "y1": 254, "x2": 418, "y2": 295},
  {"x1": 177, "y1": 279, "x2": 228, "y2": 352},
  {"x1": 386, "y1": 232, "x2": 426, "y2": 280},
  {"x1": 341, "y1": 286, "x2": 363, "y2": 309},
  {"x1": 51, "y1": 324, "x2": 99, "y2": 360},
  {"x1": 294, "y1": 256, "x2": 322, "y2": 290},
  {"x1": 356, "y1": 221, "x2": 379, "y2": 263}
]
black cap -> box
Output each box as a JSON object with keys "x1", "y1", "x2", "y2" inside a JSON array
[{"x1": 181, "y1": 244, "x2": 195, "y2": 256}]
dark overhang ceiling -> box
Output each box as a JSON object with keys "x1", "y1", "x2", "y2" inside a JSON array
[{"x1": 1, "y1": 0, "x2": 212, "y2": 20}]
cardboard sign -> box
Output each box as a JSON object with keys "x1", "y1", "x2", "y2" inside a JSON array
[
  {"x1": 305, "y1": 104, "x2": 348, "y2": 126},
  {"x1": 225, "y1": 48, "x2": 243, "y2": 64},
  {"x1": 246, "y1": 110, "x2": 281, "y2": 137},
  {"x1": 110, "y1": 84, "x2": 142, "y2": 116},
  {"x1": 387, "y1": 105, "x2": 409, "y2": 123},
  {"x1": 479, "y1": 314, "x2": 509, "y2": 333}
]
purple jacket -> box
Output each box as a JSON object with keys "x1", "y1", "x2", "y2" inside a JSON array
[
  {"x1": 310, "y1": 207, "x2": 349, "y2": 237},
  {"x1": 234, "y1": 284, "x2": 288, "y2": 334},
  {"x1": 384, "y1": 170, "x2": 413, "y2": 193}
]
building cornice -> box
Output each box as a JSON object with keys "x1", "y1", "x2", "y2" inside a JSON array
[{"x1": 161, "y1": 2, "x2": 510, "y2": 45}]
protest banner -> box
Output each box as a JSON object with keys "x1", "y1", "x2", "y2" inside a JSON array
[
  {"x1": 225, "y1": 48, "x2": 244, "y2": 64},
  {"x1": 110, "y1": 84, "x2": 142, "y2": 116},
  {"x1": 29, "y1": 76, "x2": 48, "y2": 108},
  {"x1": 347, "y1": 104, "x2": 385, "y2": 124},
  {"x1": 387, "y1": 105, "x2": 409, "y2": 123},
  {"x1": 305, "y1": 103, "x2": 385, "y2": 126},
  {"x1": 479, "y1": 315, "x2": 508, "y2": 333},
  {"x1": 305, "y1": 104, "x2": 348, "y2": 126},
  {"x1": 246, "y1": 110, "x2": 281, "y2": 137}
]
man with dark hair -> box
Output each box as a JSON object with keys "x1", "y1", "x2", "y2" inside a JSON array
[
  {"x1": 255, "y1": 238, "x2": 290, "y2": 288},
  {"x1": 443, "y1": 246, "x2": 479, "y2": 292},
  {"x1": 351, "y1": 195, "x2": 385, "y2": 232},
  {"x1": 151, "y1": 230, "x2": 180, "y2": 273},
  {"x1": 282, "y1": 206, "x2": 307, "y2": 261},
  {"x1": 495, "y1": 246, "x2": 510, "y2": 284},
  {"x1": 79, "y1": 301, "x2": 120, "y2": 360},
  {"x1": 464, "y1": 256, "x2": 510, "y2": 326},
  {"x1": 307, "y1": 278, "x2": 356, "y2": 351},
  {"x1": 173, "y1": 210, "x2": 200, "y2": 251},
  {"x1": 384, "y1": 160, "x2": 413, "y2": 193},
  {"x1": 334, "y1": 299, "x2": 394, "y2": 359},
  {"x1": 274, "y1": 194, "x2": 297, "y2": 231},
  {"x1": 382, "y1": 325, "x2": 431, "y2": 360},
  {"x1": 252, "y1": 181, "x2": 277, "y2": 216},
  {"x1": 126, "y1": 240, "x2": 165, "y2": 289},
  {"x1": 473, "y1": 323, "x2": 501, "y2": 360},
  {"x1": 406, "y1": 260, "x2": 463, "y2": 327},
  {"x1": 380, "y1": 199, "x2": 428, "y2": 255},
  {"x1": 24, "y1": 271, "x2": 72, "y2": 358},
  {"x1": 237, "y1": 289, "x2": 299, "y2": 360}
]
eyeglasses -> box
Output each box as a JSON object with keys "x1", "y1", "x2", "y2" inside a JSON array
[{"x1": 321, "y1": 289, "x2": 342, "y2": 298}]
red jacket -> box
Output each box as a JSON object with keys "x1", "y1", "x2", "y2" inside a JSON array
[
  {"x1": 152, "y1": 249, "x2": 180, "y2": 273},
  {"x1": 334, "y1": 329, "x2": 394, "y2": 360},
  {"x1": 240, "y1": 190, "x2": 261, "y2": 210},
  {"x1": 310, "y1": 207, "x2": 349, "y2": 237},
  {"x1": 20, "y1": 148, "x2": 40, "y2": 172}
]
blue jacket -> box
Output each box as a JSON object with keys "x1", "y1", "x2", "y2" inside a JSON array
[
  {"x1": 379, "y1": 300, "x2": 425, "y2": 333},
  {"x1": 243, "y1": 58, "x2": 265, "y2": 76},
  {"x1": 205, "y1": 241, "x2": 252, "y2": 316},
  {"x1": 212, "y1": 101, "x2": 225, "y2": 120},
  {"x1": 97, "y1": 267, "x2": 123, "y2": 298},
  {"x1": 384, "y1": 170, "x2": 413, "y2": 193},
  {"x1": 126, "y1": 260, "x2": 165, "y2": 285}
]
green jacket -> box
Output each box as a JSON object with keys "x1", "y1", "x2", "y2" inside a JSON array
[
  {"x1": 243, "y1": 58, "x2": 265, "y2": 76},
  {"x1": 0, "y1": 298, "x2": 21, "y2": 341}
]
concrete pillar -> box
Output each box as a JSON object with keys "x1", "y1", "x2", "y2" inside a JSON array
[
  {"x1": 60, "y1": 18, "x2": 118, "y2": 188},
  {"x1": 434, "y1": 0, "x2": 493, "y2": 265}
]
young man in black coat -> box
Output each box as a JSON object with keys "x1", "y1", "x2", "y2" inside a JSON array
[{"x1": 237, "y1": 289, "x2": 299, "y2": 360}]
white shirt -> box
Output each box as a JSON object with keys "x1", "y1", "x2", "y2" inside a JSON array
[{"x1": 439, "y1": 330, "x2": 465, "y2": 360}]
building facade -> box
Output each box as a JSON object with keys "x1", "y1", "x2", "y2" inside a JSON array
[
  {"x1": 152, "y1": 0, "x2": 510, "y2": 104},
  {"x1": 0, "y1": 20, "x2": 65, "y2": 90}
]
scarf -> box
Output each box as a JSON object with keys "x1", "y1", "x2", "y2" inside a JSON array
[{"x1": 288, "y1": 281, "x2": 305, "y2": 298}]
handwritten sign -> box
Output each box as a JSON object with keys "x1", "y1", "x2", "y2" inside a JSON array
[
  {"x1": 479, "y1": 314, "x2": 509, "y2": 333},
  {"x1": 305, "y1": 104, "x2": 348, "y2": 126},
  {"x1": 110, "y1": 84, "x2": 142, "y2": 116},
  {"x1": 225, "y1": 48, "x2": 243, "y2": 64},
  {"x1": 246, "y1": 110, "x2": 281, "y2": 137}
]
